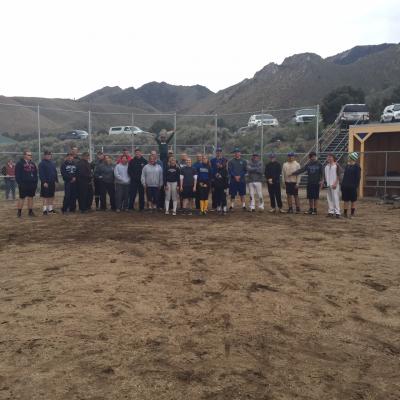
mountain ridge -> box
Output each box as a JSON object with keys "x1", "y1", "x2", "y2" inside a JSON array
[{"x1": 1, "y1": 43, "x2": 399, "y2": 135}]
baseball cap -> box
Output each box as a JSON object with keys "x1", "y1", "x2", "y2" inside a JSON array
[
  {"x1": 216, "y1": 147, "x2": 222, "y2": 152},
  {"x1": 233, "y1": 147, "x2": 241, "y2": 153},
  {"x1": 269, "y1": 153, "x2": 276, "y2": 158},
  {"x1": 309, "y1": 151, "x2": 317, "y2": 158},
  {"x1": 44, "y1": 150, "x2": 52, "y2": 155},
  {"x1": 287, "y1": 151, "x2": 295, "y2": 157}
]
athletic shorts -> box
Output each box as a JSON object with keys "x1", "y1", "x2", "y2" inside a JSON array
[
  {"x1": 40, "y1": 182, "x2": 56, "y2": 198},
  {"x1": 341, "y1": 186, "x2": 357, "y2": 202},
  {"x1": 18, "y1": 183, "x2": 37, "y2": 199},
  {"x1": 229, "y1": 180, "x2": 246, "y2": 197},
  {"x1": 146, "y1": 187, "x2": 160, "y2": 204},
  {"x1": 181, "y1": 186, "x2": 194, "y2": 199},
  {"x1": 285, "y1": 182, "x2": 298, "y2": 196},
  {"x1": 306, "y1": 183, "x2": 320, "y2": 200}
]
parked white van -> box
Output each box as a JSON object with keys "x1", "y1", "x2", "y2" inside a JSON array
[
  {"x1": 248, "y1": 114, "x2": 279, "y2": 127},
  {"x1": 109, "y1": 126, "x2": 143, "y2": 135}
]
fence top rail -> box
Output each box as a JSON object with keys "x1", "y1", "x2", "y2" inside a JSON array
[
  {"x1": 0, "y1": 102, "x2": 36, "y2": 109},
  {"x1": 0, "y1": 100, "x2": 320, "y2": 117},
  {"x1": 39, "y1": 106, "x2": 89, "y2": 114}
]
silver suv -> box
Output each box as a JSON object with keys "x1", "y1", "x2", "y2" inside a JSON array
[{"x1": 337, "y1": 104, "x2": 369, "y2": 128}]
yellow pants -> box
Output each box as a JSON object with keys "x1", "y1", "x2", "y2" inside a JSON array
[{"x1": 200, "y1": 200, "x2": 209, "y2": 213}]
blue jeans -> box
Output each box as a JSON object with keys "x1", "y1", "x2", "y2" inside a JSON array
[
  {"x1": 63, "y1": 181, "x2": 77, "y2": 212},
  {"x1": 129, "y1": 179, "x2": 145, "y2": 210},
  {"x1": 5, "y1": 178, "x2": 16, "y2": 200}
]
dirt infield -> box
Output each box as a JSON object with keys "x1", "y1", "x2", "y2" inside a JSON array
[{"x1": 0, "y1": 199, "x2": 399, "y2": 400}]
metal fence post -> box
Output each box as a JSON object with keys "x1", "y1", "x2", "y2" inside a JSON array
[
  {"x1": 173, "y1": 112, "x2": 177, "y2": 155},
  {"x1": 37, "y1": 105, "x2": 41, "y2": 161},
  {"x1": 214, "y1": 114, "x2": 218, "y2": 156},
  {"x1": 384, "y1": 151, "x2": 388, "y2": 198},
  {"x1": 131, "y1": 113, "x2": 135, "y2": 154},
  {"x1": 88, "y1": 110, "x2": 93, "y2": 161},
  {"x1": 315, "y1": 104, "x2": 320, "y2": 156},
  {"x1": 261, "y1": 109, "x2": 264, "y2": 163}
]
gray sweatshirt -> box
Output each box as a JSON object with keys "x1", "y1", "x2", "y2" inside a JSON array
[
  {"x1": 247, "y1": 159, "x2": 263, "y2": 183},
  {"x1": 141, "y1": 163, "x2": 163, "y2": 187},
  {"x1": 114, "y1": 163, "x2": 130, "y2": 185}
]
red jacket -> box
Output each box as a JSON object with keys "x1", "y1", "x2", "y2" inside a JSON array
[{"x1": 2, "y1": 162, "x2": 16, "y2": 178}]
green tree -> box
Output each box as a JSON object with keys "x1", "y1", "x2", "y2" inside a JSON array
[{"x1": 321, "y1": 86, "x2": 365, "y2": 124}]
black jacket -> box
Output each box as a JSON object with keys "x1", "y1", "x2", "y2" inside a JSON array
[
  {"x1": 293, "y1": 160, "x2": 323, "y2": 185},
  {"x1": 212, "y1": 168, "x2": 229, "y2": 190},
  {"x1": 15, "y1": 159, "x2": 38, "y2": 185},
  {"x1": 128, "y1": 156, "x2": 148, "y2": 181},
  {"x1": 265, "y1": 161, "x2": 281, "y2": 184},
  {"x1": 342, "y1": 164, "x2": 361, "y2": 188},
  {"x1": 61, "y1": 160, "x2": 77, "y2": 183},
  {"x1": 76, "y1": 159, "x2": 92, "y2": 182}
]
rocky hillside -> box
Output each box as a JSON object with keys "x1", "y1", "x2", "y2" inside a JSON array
[
  {"x1": 79, "y1": 82, "x2": 213, "y2": 112},
  {"x1": 1, "y1": 43, "x2": 399, "y2": 136},
  {"x1": 189, "y1": 43, "x2": 400, "y2": 114}
]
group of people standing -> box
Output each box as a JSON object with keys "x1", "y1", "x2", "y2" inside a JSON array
[{"x1": 12, "y1": 139, "x2": 361, "y2": 219}]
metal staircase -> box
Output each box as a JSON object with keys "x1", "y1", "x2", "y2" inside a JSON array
[{"x1": 298, "y1": 120, "x2": 349, "y2": 185}]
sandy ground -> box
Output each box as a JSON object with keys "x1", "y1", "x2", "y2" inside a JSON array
[{"x1": 0, "y1": 194, "x2": 399, "y2": 400}]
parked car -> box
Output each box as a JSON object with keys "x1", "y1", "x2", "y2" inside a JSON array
[
  {"x1": 292, "y1": 108, "x2": 321, "y2": 125},
  {"x1": 248, "y1": 114, "x2": 279, "y2": 127},
  {"x1": 109, "y1": 126, "x2": 143, "y2": 135},
  {"x1": 337, "y1": 104, "x2": 369, "y2": 128},
  {"x1": 293, "y1": 108, "x2": 317, "y2": 124},
  {"x1": 59, "y1": 130, "x2": 88, "y2": 140},
  {"x1": 380, "y1": 104, "x2": 400, "y2": 123}
]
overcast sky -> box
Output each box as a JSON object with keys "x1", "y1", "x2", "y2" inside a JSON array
[{"x1": 1, "y1": 0, "x2": 399, "y2": 99}]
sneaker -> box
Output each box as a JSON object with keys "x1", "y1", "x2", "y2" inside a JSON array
[
  {"x1": 116, "y1": 209, "x2": 121, "y2": 213},
  {"x1": 165, "y1": 210, "x2": 170, "y2": 215},
  {"x1": 242, "y1": 206, "x2": 247, "y2": 211},
  {"x1": 172, "y1": 211, "x2": 177, "y2": 216},
  {"x1": 43, "y1": 210, "x2": 49, "y2": 216},
  {"x1": 305, "y1": 208, "x2": 313, "y2": 215},
  {"x1": 287, "y1": 208, "x2": 294, "y2": 214},
  {"x1": 29, "y1": 211, "x2": 36, "y2": 217},
  {"x1": 326, "y1": 213, "x2": 334, "y2": 218},
  {"x1": 295, "y1": 207, "x2": 301, "y2": 214},
  {"x1": 278, "y1": 209, "x2": 286, "y2": 213},
  {"x1": 187, "y1": 211, "x2": 192, "y2": 215},
  {"x1": 335, "y1": 214, "x2": 341, "y2": 219},
  {"x1": 311, "y1": 209, "x2": 317, "y2": 215},
  {"x1": 269, "y1": 208, "x2": 276, "y2": 213},
  {"x1": 49, "y1": 209, "x2": 57, "y2": 214},
  {"x1": 17, "y1": 210, "x2": 22, "y2": 218}
]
